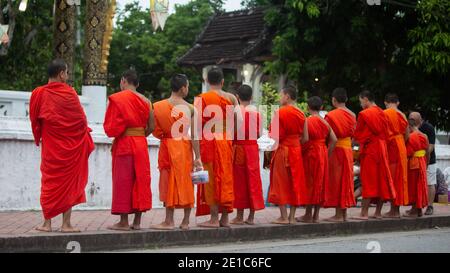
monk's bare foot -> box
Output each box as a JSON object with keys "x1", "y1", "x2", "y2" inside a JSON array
[
  {"x1": 180, "y1": 223, "x2": 190, "y2": 231},
  {"x1": 370, "y1": 215, "x2": 383, "y2": 220},
  {"x1": 61, "y1": 226, "x2": 81, "y2": 233},
  {"x1": 35, "y1": 226, "x2": 52, "y2": 232},
  {"x1": 198, "y1": 220, "x2": 220, "y2": 228},
  {"x1": 108, "y1": 223, "x2": 131, "y2": 231},
  {"x1": 382, "y1": 212, "x2": 400, "y2": 219},
  {"x1": 271, "y1": 218, "x2": 290, "y2": 225},
  {"x1": 324, "y1": 216, "x2": 344, "y2": 223},
  {"x1": 130, "y1": 224, "x2": 141, "y2": 231},
  {"x1": 230, "y1": 218, "x2": 245, "y2": 225},
  {"x1": 403, "y1": 213, "x2": 418, "y2": 218},
  {"x1": 220, "y1": 220, "x2": 231, "y2": 228},
  {"x1": 418, "y1": 209, "x2": 423, "y2": 217},
  {"x1": 403, "y1": 208, "x2": 420, "y2": 218},
  {"x1": 245, "y1": 219, "x2": 255, "y2": 225},
  {"x1": 296, "y1": 216, "x2": 313, "y2": 223},
  {"x1": 151, "y1": 222, "x2": 175, "y2": 230},
  {"x1": 351, "y1": 215, "x2": 369, "y2": 221}
]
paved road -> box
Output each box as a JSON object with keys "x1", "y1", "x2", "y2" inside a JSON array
[{"x1": 122, "y1": 228, "x2": 450, "y2": 253}]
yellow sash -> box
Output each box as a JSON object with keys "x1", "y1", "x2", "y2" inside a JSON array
[
  {"x1": 336, "y1": 137, "x2": 352, "y2": 149},
  {"x1": 413, "y1": 150, "x2": 426, "y2": 158},
  {"x1": 125, "y1": 127, "x2": 146, "y2": 137},
  {"x1": 409, "y1": 150, "x2": 426, "y2": 170}
]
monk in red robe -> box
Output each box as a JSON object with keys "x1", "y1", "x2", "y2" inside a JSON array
[
  {"x1": 230, "y1": 85, "x2": 265, "y2": 226},
  {"x1": 383, "y1": 93, "x2": 409, "y2": 218},
  {"x1": 323, "y1": 88, "x2": 357, "y2": 222},
  {"x1": 298, "y1": 96, "x2": 337, "y2": 223},
  {"x1": 353, "y1": 90, "x2": 396, "y2": 220},
  {"x1": 30, "y1": 59, "x2": 95, "y2": 233},
  {"x1": 404, "y1": 117, "x2": 430, "y2": 217},
  {"x1": 194, "y1": 67, "x2": 239, "y2": 228},
  {"x1": 268, "y1": 86, "x2": 308, "y2": 225},
  {"x1": 104, "y1": 69, "x2": 154, "y2": 231},
  {"x1": 151, "y1": 74, "x2": 203, "y2": 230}
]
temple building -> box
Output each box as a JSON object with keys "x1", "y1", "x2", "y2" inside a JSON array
[{"x1": 178, "y1": 7, "x2": 274, "y2": 103}]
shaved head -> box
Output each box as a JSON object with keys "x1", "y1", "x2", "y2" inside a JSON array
[{"x1": 408, "y1": 112, "x2": 423, "y2": 127}]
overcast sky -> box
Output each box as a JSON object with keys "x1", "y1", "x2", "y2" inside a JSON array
[{"x1": 117, "y1": 0, "x2": 243, "y2": 13}]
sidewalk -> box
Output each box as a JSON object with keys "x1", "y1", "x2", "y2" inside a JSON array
[{"x1": 1, "y1": 205, "x2": 449, "y2": 252}]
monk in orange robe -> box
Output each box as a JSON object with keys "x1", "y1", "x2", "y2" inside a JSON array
[
  {"x1": 268, "y1": 86, "x2": 308, "y2": 225},
  {"x1": 30, "y1": 59, "x2": 95, "y2": 233},
  {"x1": 383, "y1": 93, "x2": 409, "y2": 218},
  {"x1": 104, "y1": 70, "x2": 154, "y2": 231},
  {"x1": 298, "y1": 96, "x2": 337, "y2": 223},
  {"x1": 353, "y1": 90, "x2": 396, "y2": 220},
  {"x1": 151, "y1": 74, "x2": 203, "y2": 230},
  {"x1": 404, "y1": 117, "x2": 430, "y2": 217},
  {"x1": 323, "y1": 88, "x2": 357, "y2": 222},
  {"x1": 230, "y1": 85, "x2": 265, "y2": 226},
  {"x1": 194, "y1": 67, "x2": 239, "y2": 228}
]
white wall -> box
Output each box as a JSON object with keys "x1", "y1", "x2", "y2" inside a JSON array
[
  {"x1": 1, "y1": 90, "x2": 449, "y2": 212},
  {"x1": 0, "y1": 117, "x2": 273, "y2": 211},
  {"x1": 0, "y1": 117, "x2": 159, "y2": 210}
]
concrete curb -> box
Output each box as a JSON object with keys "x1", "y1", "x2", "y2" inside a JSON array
[{"x1": 1, "y1": 216, "x2": 450, "y2": 253}]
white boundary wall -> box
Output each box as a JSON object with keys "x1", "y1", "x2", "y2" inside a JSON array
[{"x1": 0, "y1": 89, "x2": 448, "y2": 212}]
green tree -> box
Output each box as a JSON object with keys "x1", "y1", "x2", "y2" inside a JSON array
[
  {"x1": 108, "y1": 0, "x2": 222, "y2": 101},
  {"x1": 249, "y1": 0, "x2": 450, "y2": 130},
  {"x1": 0, "y1": 0, "x2": 54, "y2": 91},
  {"x1": 408, "y1": 0, "x2": 450, "y2": 74}
]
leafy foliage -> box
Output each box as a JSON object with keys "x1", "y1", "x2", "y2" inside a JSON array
[
  {"x1": 0, "y1": 0, "x2": 54, "y2": 91},
  {"x1": 246, "y1": 0, "x2": 450, "y2": 130},
  {"x1": 408, "y1": 0, "x2": 450, "y2": 74}
]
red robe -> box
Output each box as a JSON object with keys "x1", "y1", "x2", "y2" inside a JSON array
[
  {"x1": 406, "y1": 131, "x2": 429, "y2": 209},
  {"x1": 104, "y1": 90, "x2": 152, "y2": 214},
  {"x1": 324, "y1": 108, "x2": 356, "y2": 209},
  {"x1": 30, "y1": 82, "x2": 95, "y2": 220},
  {"x1": 233, "y1": 108, "x2": 265, "y2": 211},
  {"x1": 384, "y1": 108, "x2": 409, "y2": 206},
  {"x1": 354, "y1": 106, "x2": 396, "y2": 201},
  {"x1": 153, "y1": 100, "x2": 195, "y2": 209},
  {"x1": 194, "y1": 91, "x2": 234, "y2": 216},
  {"x1": 300, "y1": 116, "x2": 329, "y2": 205},
  {"x1": 268, "y1": 105, "x2": 306, "y2": 206}
]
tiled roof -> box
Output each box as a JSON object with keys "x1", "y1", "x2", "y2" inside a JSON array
[{"x1": 178, "y1": 7, "x2": 272, "y2": 66}]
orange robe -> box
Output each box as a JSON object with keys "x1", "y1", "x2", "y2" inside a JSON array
[
  {"x1": 30, "y1": 82, "x2": 95, "y2": 220},
  {"x1": 324, "y1": 108, "x2": 356, "y2": 209},
  {"x1": 233, "y1": 108, "x2": 265, "y2": 211},
  {"x1": 153, "y1": 100, "x2": 195, "y2": 209},
  {"x1": 354, "y1": 106, "x2": 396, "y2": 201},
  {"x1": 300, "y1": 116, "x2": 329, "y2": 205},
  {"x1": 104, "y1": 90, "x2": 152, "y2": 214},
  {"x1": 195, "y1": 91, "x2": 234, "y2": 216},
  {"x1": 268, "y1": 105, "x2": 306, "y2": 206},
  {"x1": 406, "y1": 132, "x2": 429, "y2": 209},
  {"x1": 384, "y1": 108, "x2": 409, "y2": 206}
]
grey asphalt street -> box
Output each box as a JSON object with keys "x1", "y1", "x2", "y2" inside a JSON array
[{"x1": 121, "y1": 227, "x2": 450, "y2": 253}]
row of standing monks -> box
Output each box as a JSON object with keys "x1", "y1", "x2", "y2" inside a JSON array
[{"x1": 29, "y1": 60, "x2": 430, "y2": 233}]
